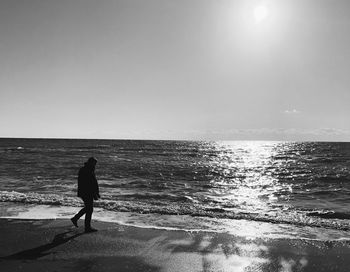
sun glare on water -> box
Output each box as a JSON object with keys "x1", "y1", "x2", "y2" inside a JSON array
[{"x1": 254, "y1": 5, "x2": 269, "y2": 23}]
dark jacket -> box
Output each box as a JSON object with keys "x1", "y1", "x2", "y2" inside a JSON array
[{"x1": 77, "y1": 166, "x2": 99, "y2": 199}]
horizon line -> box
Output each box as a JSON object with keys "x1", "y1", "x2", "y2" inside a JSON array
[{"x1": 0, "y1": 136, "x2": 349, "y2": 143}]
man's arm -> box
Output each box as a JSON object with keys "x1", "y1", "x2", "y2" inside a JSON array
[{"x1": 92, "y1": 173, "x2": 100, "y2": 199}]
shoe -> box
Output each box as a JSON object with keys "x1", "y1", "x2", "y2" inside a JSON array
[
  {"x1": 71, "y1": 217, "x2": 78, "y2": 228},
  {"x1": 85, "y1": 227, "x2": 98, "y2": 233}
]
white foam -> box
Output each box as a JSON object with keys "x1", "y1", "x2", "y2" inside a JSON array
[{"x1": 1, "y1": 202, "x2": 350, "y2": 241}]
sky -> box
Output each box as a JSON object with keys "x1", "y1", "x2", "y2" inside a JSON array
[{"x1": 0, "y1": 0, "x2": 350, "y2": 141}]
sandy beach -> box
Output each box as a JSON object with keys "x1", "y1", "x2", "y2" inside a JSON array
[{"x1": 0, "y1": 218, "x2": 350, "y2": 272}]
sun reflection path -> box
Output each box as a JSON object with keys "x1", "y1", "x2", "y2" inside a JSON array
[{"x1": 205, "y1": 141, "x2": 291, "y2": 216}]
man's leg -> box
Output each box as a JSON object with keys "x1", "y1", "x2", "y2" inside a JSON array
[
  {"x1": 83, "y1": 197, "x2": 94, "y2": 231},
  {"x1": 75, "y1": 207, "x2": 87, "y2": 219},
  {"x1": 71, "y1": 200, "x2": 87, "y2": 227}
]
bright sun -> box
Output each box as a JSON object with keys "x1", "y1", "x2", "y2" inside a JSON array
[{"x1": 254, "y1": 5, "x2": 269, "y2": 23}]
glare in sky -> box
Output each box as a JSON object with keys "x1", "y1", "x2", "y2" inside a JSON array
[{"x1": 254, "y1": 5, "x2": 269, "y2": 23}]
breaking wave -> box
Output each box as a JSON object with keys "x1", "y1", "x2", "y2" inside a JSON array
[{"x1": 1, "y1": 190, "x2": 350, "y2": 232}]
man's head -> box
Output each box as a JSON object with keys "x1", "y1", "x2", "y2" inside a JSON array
[{"x1": 85, "y1": 157, "x2": 97, "y2": 169}]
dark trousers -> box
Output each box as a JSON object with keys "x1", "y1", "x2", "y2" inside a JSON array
[{"x1": 73, "y1": 196, "x2": 93, "y2": 229}]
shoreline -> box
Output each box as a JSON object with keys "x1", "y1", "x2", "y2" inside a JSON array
[
  {"x1": 1, "y1": 218, "x2": 350, "y2": 271},
  {"x1": 1, "y1": 202, "x2": 350, "y2": 242}
]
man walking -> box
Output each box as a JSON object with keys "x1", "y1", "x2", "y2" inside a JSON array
[{"x1": 71, "y1": 157, "x2": 100, "y2": 232}]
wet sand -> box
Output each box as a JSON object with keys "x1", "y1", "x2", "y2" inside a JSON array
[{"x1": 0, "y1": 218, "x2": 350, "y2": 271}]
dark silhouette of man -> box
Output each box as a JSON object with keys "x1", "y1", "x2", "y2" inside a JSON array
[{"x1": 71, "y1": 157, "x2": 100, "y2": 232}]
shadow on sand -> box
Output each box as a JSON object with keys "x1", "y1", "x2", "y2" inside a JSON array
[
  {"x1": 0, "y1": 230, "x2": 84, "y2": 260},
  {"x1": 0, "y1": 227, "x2": 162, "y2": 272}
]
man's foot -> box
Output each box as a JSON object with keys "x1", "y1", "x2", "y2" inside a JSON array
[
  {"x1": 71, "y1": 217, "x2": 78, "y2": 228},
  {"x1": 85, "y1": 227, "x2": 98, "y2": 233}
]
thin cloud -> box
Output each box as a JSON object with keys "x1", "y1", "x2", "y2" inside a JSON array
[
  {"x1": 178, "y1": 128, "x2": 350, "y2": 141},
  {"x1": 284, "y1": 109, "x2": 301, "y2": 114}
]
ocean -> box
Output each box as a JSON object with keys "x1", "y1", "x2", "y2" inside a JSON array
[{"x1": 1, "y1": 138, "x2": 350, "y2": 240}]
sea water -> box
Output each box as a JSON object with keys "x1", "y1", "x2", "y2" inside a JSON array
[{"x1": 1, "y1": 138, "x2": 350, "y2": 240}]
